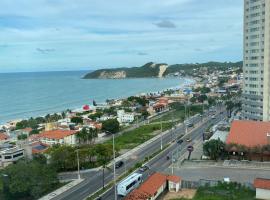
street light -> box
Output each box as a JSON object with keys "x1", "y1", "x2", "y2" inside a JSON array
[
  {"x1": 76, "y1": 149, "x2": 81, "y2": 180},
  {"x1": 160, "y1": 119, "x2": 163, "y2": 150},
  {"x1": 106, "y1": 131, "x2": 117, "y2": 200}
]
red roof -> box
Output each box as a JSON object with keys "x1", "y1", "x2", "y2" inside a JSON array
[
  {"x1": 125, "y1": 173, "x2": 181, "y2": 200},
  {"x1": 226, "y1": 120, "x2": 270, "y2": 148},
  {"x1": 38, "y1": 130, "x2": 78, "y2": 140},
  {"x1": 254, "y1": 178, "x2": 270, "y2": 190},
  {"x1": 167, "y1": 175, "x2": 181, "y2": 183},
  {"x1": 0, "y1": 133, "x2": 9, "y2": 141}
]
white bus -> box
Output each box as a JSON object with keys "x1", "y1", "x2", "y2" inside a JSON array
[{"x1": 117, "y1": 173, "x2": 142, "y2": 196}]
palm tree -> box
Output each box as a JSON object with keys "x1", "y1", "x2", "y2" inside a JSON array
[{"x1": 76, "y1": 128, "x2": 98, "y2": 145}]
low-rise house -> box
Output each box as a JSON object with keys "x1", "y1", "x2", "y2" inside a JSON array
[
  {"x1": 0, "y1": 147, "x2": 24, "y2": 167},
  {"x1": 226, "y1": 120, "x2": 270, "y2": 161},
  {"x1": 117, "y1": 110, "x2": 135, "y2": 124},
  {"x1": 38, "y1": 129, "x2": 78, "y2": 146},
  {"x1": 254, "y1": 178, "x2": 270, "y2": 200},
  {"x1": 125, "y1": 173, "x2": 181, "y2": 200},
  {"x1": 0, "y1": 133, "x2": 9, "y2": 144}
]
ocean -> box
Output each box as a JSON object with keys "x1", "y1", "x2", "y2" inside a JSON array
[{"x1": 0, "y1": 71, "x2": 192, "y2": 124}]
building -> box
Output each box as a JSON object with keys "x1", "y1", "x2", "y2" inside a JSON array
[
  {"x1": 226, "y1": 120, "x2": 270, "y2": 161},
  {"x1": 0, "y1": 133, "x2": 9, "y2": 144},
  {"x1": 242, "y1": 0, "x2": 270, "y2": 121},
  {"x1": 0, "y1": 147, "x2": 24, "y2": 167},
  {"x1": 38, "y1": 129, "x2": 78, "y2": 146},
  {"x1": 125, "y1": 173, "x2": 181, "y2": 200},
  {"x1": 117, "y1": 110, "x2": 135, "y2": 124},
  {"x1": 254, "y1": 178, "x2": 270, "y2": 200}
]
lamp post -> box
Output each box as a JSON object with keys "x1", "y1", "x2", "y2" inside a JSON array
[
  {"x1": 160, "y1": 120, "x2": 163, "y2": 150},
  {"x1": 113, "y1": 133, "x2": 117, "y2": 200},
  {"x1": 76, "y1": 149, "x2": 81, "y2": 180}
]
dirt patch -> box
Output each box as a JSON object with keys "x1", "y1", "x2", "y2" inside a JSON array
[{"x1": 164, "y1": 189, "x2": 197, "y2": 200}]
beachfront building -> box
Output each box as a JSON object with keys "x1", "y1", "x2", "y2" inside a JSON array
[
  {"x1": 38, "y1": 129, "x2": 78, "y2": 146},
  {"x1": 125, "y1": 173, "x2": 181, "y2": 200},
  {"x1": 242, "y1": 0, "x2": 270, "y2": 121},
  {"x1": 0, "y1": 147, "x2": 24, "y2": 167},
  {"x1": 254, "y1": 178, "x2": 270, "y2": 200},
  {"x1": 117, "y1": 110, "x2": 135, "y2": 124}
]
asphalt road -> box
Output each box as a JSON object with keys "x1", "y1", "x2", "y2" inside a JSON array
[
  {"x1": 172, "y1": 166, "x2": 270, "y2": 184},
  {"x1": 53, "y1": 105, "x2": 225, "y2": 200},
  {"x1": 100, "y1": 109, "x2": 226, "y2": 200}
]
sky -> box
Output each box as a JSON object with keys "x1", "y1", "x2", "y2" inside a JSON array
[{"x1": 0, "y1": 0, "x2": 243, "y2": 73}]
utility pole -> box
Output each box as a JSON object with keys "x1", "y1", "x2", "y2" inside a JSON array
[
  {"x1": 113, "y1": 134, "x2": 117, "y2": 200},
  {"x1": 171, "y1": 151, "x2": 174, "y2": 174},
  {"x1": 76, "y1": 150, "x2": 81, "y2": 180},
  {"x1": 160, "y1": 119, "x2": 163, "y2": 150}
]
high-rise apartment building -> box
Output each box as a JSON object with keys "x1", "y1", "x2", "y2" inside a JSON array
[{"x1": 242, "y1": 0, "x2": 270, "y2": 121}]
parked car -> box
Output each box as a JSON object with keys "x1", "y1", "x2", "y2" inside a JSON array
[
  {"x1": 115, "y1": 161, "x2": 124, "y2": 169},
  {"x1": 177, "y1": 139, "x2": 183, "y2": 144},
  {"x1": 139, "y1": 165, "x2": 150, "y2": 172},
  {"x1": 187, "y1": 123, "x2": 194, "y2": 128},
  {"x1": 186, "y1": 137, "x2": 192, "y2": 142}
]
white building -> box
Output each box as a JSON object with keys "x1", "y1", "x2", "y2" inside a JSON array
[
  {"x1": 0, "y1": 147, "x2": 24, "y2": 167},
  {"x1": 242, "y1": 0, "x2": 270, "y2": 121},
  {"x1": 38, "y1": 130, "x2": 78, "y2": 146},
  {"x1": 254, "y1": 178, "x2": 270, "y2": 200},
  {"x1": 117, "y1": 110, "x2": 135, "y2": 124}
]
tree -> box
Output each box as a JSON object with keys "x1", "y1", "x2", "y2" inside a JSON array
[
  {"x1": 225, "y1": 101, "x2": 234, "y2": 118},
  {"x1": 190, "y1": 96, "x2": 197, "y2": 103},
  {"x1": 48, "y1": 145, "x2": 77, "y2": 171},
  {"x1": 198, "y1": 94, "x2": 207, "y2": 103},
  {"x1": 17, "y1": 134, "x2": 27, "y2": 140},
  {"x1": 141, "y1": 110, "x2": 150, "y2": 119},
  {"x1": 88, "y1": 112, "x2": 102, "y2": 121},
  {"x1": 95, "y1": 144, "x2": 113, "y2": 189},
  {"x1": 71, "y1": 116, "x2": 83, "y2": 124},
  {"x1": 76, "y1": 127, "x2": 98, "y2": 144},
  {"x1": 203, "y1": 139, "x2": 225, "y2": 160},
  {"x1": 1, "y1": 160, "x2": 58, "y2": 200},
  {"x1": 102, "y1": 119, "x2": 120, "y2": 134}
]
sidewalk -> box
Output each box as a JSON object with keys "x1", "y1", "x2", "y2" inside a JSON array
[{"x1": 39, "y1": 179, "x2": 84, "y2": 200}]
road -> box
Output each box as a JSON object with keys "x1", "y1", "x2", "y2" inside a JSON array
[
  {"x1": 99, "y1": 109, "x2": 226, "y2": 200},
  {"x1": 53, "y1": 105, "x2": 225, "y2": 200},
  {"x1": 171, "y1": 166, "x2": 270, "y2": 184}
]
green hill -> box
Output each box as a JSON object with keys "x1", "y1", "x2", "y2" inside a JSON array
[{"x1": 83, "y1": 61, "x2": 242, "y2": 79}]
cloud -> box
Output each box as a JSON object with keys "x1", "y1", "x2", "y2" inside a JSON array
[
  {"x1": 154, "y1": 20, "x2": 176, "y2": 28},
  {"x1": 36, "y1": 48, "x2": 55, "y2": 54},
  {"x1": 0, "y1": 0, "x2": 243, "y2": 72}
]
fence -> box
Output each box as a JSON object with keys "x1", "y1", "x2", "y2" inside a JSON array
[{"x1": 181, "y1": 179, "x2": 254, "y2": 190}]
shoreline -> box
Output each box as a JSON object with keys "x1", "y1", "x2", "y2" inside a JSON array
[{"x1": 0, "y1": 77, "x2": 195, "y2": 127}]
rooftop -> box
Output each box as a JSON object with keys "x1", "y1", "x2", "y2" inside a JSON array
[
  {"x1": 226, "y1": 120, "x2": 270, "y2": 148},
  {"x1": 125, "y1": 173, "x2": 181, "y2": 200},
  {"x1": 38, "y1": 129, "x2": 78, "y2": 140},
  {"x1": 254, "y1": 178, "x2": 270, "y2": 190}
]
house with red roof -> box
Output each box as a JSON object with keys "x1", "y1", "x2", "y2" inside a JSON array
[
  {"x1": 125, "y1": 172, "x2": 181, "y2": 200},
  {"x1": 226, "y1": 120, "x2": 270, "y2": 161},
  {"x1": 254, "y1": 178, "x2": 270, "y2": 200},
  {"x1": 0, "y1": 133, "x2": 9, "y2": 144},
  {"x1": 37, "y1": 129, "x2": 78, "y2": 146}
]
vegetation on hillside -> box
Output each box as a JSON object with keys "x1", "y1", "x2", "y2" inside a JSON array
[{"x1": 83, "y1": 61, "x2": 243, "y2": 79}]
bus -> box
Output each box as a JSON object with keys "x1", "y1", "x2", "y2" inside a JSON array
[{"x1": 117, "y1": 173, "x2": 142, "y2": 196}]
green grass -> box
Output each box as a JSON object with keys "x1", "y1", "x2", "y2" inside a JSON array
[
  {"x1": 105, "y1": 122, "x2": 174, "y2": 149},
  {"x1": 151, "y1": 110, "x2": 185, "y2": 123},
  {"x1": 171, "y1": 182, "x2": 255, "y2": 200}
]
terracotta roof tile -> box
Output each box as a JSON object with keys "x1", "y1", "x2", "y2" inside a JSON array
[
  {"x1": 125, "y1": 173, "x2": 181, "y2": 200},
  {"x1": 167, "y1": 175, "x2": 181, "y2": 183},
  {"x1": 38, "y1": 130, "x2": 78, "y2": 140},
  {"x1": 226, "y1": 120, "x2": 270, "y2": 147},
  {"x1": 254, "y1": 178, "x2": 270, "y2": 190},
  {"x1": 0, "y1": 133, "x2": 9, "y2": 141}
]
